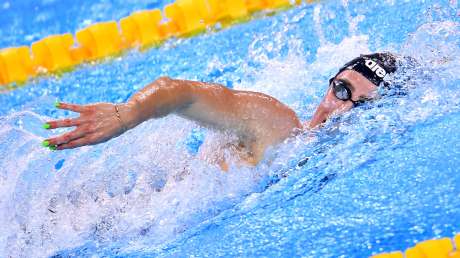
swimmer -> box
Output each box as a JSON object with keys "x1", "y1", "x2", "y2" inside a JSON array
[{"x1": 42, "y1": 52, "x2": 406, "y2": 169}]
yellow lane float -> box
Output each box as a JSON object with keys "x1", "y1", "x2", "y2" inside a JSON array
[
  {"x1": 76, "y1": 21, "x2": 123, "y2": 59},
  {"x1": 0, "y1": 46, "x2": 34, "y2": 84},
  {"x1": 120, "y1": 10, "x2": 163, "y2": 48},
  {"x1": 0, "y1": 0, "x2": 308, "y2": 87},
  {"x1": 372, "y1": 234, "x2": 460, "y2": 258},
  {"x1": 31, "y1": 33, "x2": 75, "y2": 72}
]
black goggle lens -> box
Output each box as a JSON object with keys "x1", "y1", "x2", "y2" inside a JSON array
[{"x1": 331, "y1": 79, "x2": 352, "y2": 101}]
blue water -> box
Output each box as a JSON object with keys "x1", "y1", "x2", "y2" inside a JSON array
[{"x1": 0, "y1": 0, "x2": 459, "y2": 257}]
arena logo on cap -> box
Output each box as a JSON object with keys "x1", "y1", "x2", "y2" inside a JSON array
[{"x1": 365, "y1": 59, "x2": 387, "y2": 78}]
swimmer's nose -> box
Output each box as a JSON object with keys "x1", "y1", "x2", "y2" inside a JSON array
[{"x1": 308, "y1": 88, "x2": 352, "y2": 129}]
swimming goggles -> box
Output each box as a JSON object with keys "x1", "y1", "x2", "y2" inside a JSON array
[{"x1": 329, "y1": 78, "x2": 366, "y2": 107}]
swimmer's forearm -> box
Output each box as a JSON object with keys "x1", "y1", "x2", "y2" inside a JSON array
[
  {"x1": 119, "y1": 77, "x2": 229, "y2": 130},
  {"x1": 119, "y1": 77, "x2": 193, "y2": 129}
]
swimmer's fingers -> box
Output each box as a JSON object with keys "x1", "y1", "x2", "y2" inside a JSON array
[
  {"x1": 56, "y1": 134, "x2": 102, "y2": 150},
  {"x1": 56, "y1": 137, "x2": 89, "y2": 150},
  {"x1": 46, "y1": 117, "x2": 83, "y2": 129},
  {"x1": 56, "y1": 102, "x2": 88, "y2": 113},
  {"x1": 45, "y1": 129, "x2": 87, "y2": 147}
]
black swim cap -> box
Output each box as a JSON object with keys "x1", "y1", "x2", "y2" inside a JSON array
[{"x1": 333, "y1": 52, "x2": 398, "y2": 87}]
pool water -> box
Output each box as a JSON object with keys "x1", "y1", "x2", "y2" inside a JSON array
[{"x1": 0, "y1": 0, "x2": 459, "y2": 257}]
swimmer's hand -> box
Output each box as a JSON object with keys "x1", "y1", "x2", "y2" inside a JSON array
[{"x1": 43, "y1": 102, "x2": 135, "y2": 150}]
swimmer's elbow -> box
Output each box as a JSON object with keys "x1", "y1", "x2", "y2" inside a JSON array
[
  {"x1": 155, "y1": 76, "x2": 173, "y2": 84},
  {"x1": 150, "y1": 76, "x2": 182, "y2": 90}
]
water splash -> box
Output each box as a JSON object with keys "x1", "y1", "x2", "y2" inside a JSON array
[{"x1": 0, "y1": 0, "x2": 459, "y2": 257}]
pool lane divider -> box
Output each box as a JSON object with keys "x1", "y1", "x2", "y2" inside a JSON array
[
  {"x1": 2, "y1": 1, "x2": 460, "y2": 256},
  {"x1": 371, "y1": 233, "x2": 460, "y2": 258},
  {"x1": 0, "y1": 0, "x2": 308, "y2": 88}
]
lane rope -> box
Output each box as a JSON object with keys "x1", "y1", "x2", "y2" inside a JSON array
[{"x1": 0, "y1": 0, "x2": 308, "y2": 88}]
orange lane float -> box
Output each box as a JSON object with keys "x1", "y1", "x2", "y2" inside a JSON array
[{"x1": 0, "y1": 0, "x2": 310, "y2": 87}]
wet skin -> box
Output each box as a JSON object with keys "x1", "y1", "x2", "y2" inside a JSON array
[
  {"x1": 309, "y1": 70, "x2": 378, "y2": 128},
  {"x1": 44, "y1": 70, "x2": 377, "y2": 167}
]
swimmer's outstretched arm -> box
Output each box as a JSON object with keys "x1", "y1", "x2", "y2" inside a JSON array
[{"x1": 44, "y1": 77, "x2": 302, "y2": 156}]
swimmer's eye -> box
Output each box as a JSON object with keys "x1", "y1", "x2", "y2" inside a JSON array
[{"x1": 331, "y1": 79, "x2": 353, "y2": 101}]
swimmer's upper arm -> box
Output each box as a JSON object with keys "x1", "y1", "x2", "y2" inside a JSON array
[
  {"x1": 128, "y1": 77, "x2": 301, "y2": 143},
  {"x1": 178, "y1": 80, "x2": 302, "y2": 142},
  {"x1": 177, "y1": 80, "x2": 247, "y2": 133}
]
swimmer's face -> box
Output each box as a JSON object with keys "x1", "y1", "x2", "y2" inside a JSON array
[{"x1": 308, "y1": 70, "x2": 378, "y2": 129}]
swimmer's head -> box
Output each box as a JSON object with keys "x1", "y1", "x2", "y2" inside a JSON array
[
  {"x1": 309, "y1": 52, "x2": 412, "y2": 129},
  {"x1": 333, "y1": 52, "x2": 398, "y2": 87}
]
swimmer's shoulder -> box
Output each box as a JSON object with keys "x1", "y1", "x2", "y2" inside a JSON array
[{"x1": 233, "y1": 90, "x2": 302, "y2": 138}]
